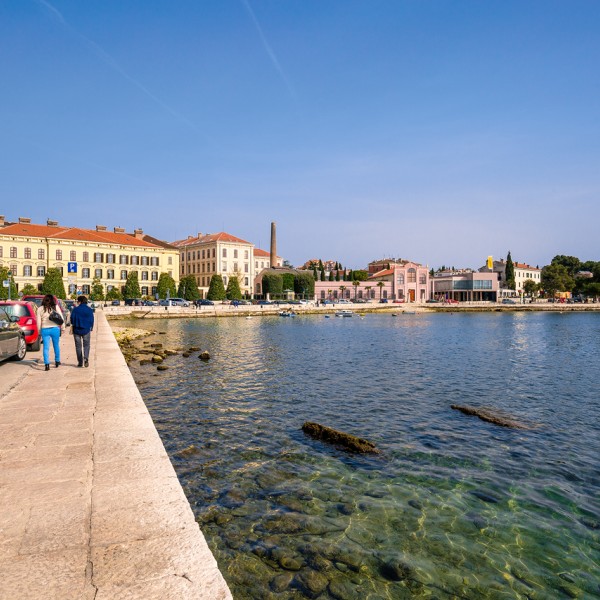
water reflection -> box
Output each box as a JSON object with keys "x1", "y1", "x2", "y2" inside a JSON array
[{"x1": 123, "y1": 312, "x2": 600, "y2": 599}]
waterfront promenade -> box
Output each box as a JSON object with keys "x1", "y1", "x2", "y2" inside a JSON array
[{"x1": 0, "y1": 312, "x2": 231, "y2": 599}]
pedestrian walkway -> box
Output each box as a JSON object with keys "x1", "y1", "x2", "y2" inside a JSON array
[{"x1": 0, "y1": 312, "x2": 231, "y2": 599}]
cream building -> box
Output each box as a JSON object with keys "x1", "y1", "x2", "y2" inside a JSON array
[
  {"x1": 0, "y1": 216, "x2": 179, "y2": 297},
  {"x1": 172, "y1": 232, "x2": 256, "y2": 297}
]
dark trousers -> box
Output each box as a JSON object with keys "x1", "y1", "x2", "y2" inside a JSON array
[{"x1": 73, "y1": 332, "x2": 91, "y2": 365}]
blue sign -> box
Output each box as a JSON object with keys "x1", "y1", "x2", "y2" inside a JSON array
[{"x1": 68, "y1": 262, "x2": 77, "y2": 273}]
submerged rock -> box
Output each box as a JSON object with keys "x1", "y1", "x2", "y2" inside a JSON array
[
  {"x1": 188, "y1": 346, "x2": 201, "y2": 351},
  {"x1": 199, "y1": 351, "x2": 211, "y2": 361},
  {"x1": 151, "y1": 355, "x2": 163, "y2": 363},
  {"x1": 176, "y1": 444, "x2": 200, "y2": 457},
  {"x1": 182, "y1": 352, "x2": 191, "y2": 357},
  {"x1": 156, "y1": 365, "x2": 169, "y2": 371},
  {"x1": 301, "y1": 422, "x2": 380, "y2": 454},
  {"x1": 450, "y1": 404, "x2": 530, "y2": 429}
]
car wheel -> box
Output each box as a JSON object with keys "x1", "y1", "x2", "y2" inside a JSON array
[
  {"x1": 29, "y1": 337, "x2": 41, "y2": 352},
  {"x1": 11, "y1": 336, "x2": 27, "y2": 361}
]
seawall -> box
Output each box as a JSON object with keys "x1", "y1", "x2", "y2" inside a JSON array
[{"x1": 0, "y1": 311, "x2": 232, "y2": 599}]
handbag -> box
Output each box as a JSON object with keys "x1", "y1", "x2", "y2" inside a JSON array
[{"x1": 49, "y1": 310, "x2": 64, "y2": 326}]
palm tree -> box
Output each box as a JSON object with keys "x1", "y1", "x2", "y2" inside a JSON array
[
  {"x1": 377, "y1": 281, "x2": 385, "y2": 300},
  {"x1": 339, "y1": 285, "x2": 347, "y2": 300},
  {"x1": 365, "y1": 286, "x2": 372, "y2": 301},
  {"x1": 327, "y1": 289, "x2": 332, "y2": 301},
  {"x1": 352, "y1": 280, "x2": 360, "y2": 300}
]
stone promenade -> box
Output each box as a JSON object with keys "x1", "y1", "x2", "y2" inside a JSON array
[{"x1": 0, "y1": 312, "x2": 232, "y2": 599}]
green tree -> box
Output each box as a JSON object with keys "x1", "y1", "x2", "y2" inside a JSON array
[
  {"x1": 106, "y1": 287, "x2": 122, "y2": 301},
  {"x1": 282, "y1": 273, "x2": 295, "y2": 294},
  {"x1": 42, "y1": 268, "x2": 66, "y2": 299},
  {"x1": 0, "y1": 267, "x2": 18, "y2": 300},
  {"x1": 523, "y1": 279, "x2": 538, "y2": 297},
  {"x1": 328, "y1": 270, "x2": 334, "y2": 282},
  {"x1": 541, "y1": 264, "x2": 574, "y2": 298},
  {"x1": 123, "y1": 271, "x2": 141, "y2": 299},
  {"x1": 582, "y1": 281, "x2": 600, "y2": 299},
  {"x1": 505, "y1": 251, "x2": 515, "y2": 290},
  {"x1": 20, "y1": 283, "x2": 38, "y2": 296},
  {"x1": 157, "y1": 273, "x2": 176, "y2": 299},
  {"x1": 365, "y1": 285, "x2": 372, "y2": 300},
  {"x1": 207, "y1": 274, "x2": 227, "y2": 300},
  {"x1": 313, "y1": 266, "x2": 318, "y2": 280},
  {"x1": 294, "y1": 272, "x2": 315, "y2": 299},
  {"x1": 377, "y1": 281, "x2": 385, "y2": 300},
  {"x1": 339, "y1": 285, "x2": 347, "y2": 299},
  {"x1": 551, "y1": 255, "x2": 581, "y2": 278},
  {"x1": 178, "y1": 275, "x2": 200, "y2": 301},
  {"x1": 262, "y1": 273, "x2": 283, "y2": 297},
  {"x1": 226, "y1": 275, "x2": 243, "y2": 300},
  {"x1": 335, "y1": 270, "x2": 340, "y2": 282},
  {"x1": 90, "y1": 277, "x2": 105, "y2": 301},
  {"x1": 352, "y1": 280, "x2": 360, "y2": 299},
  {"x1": 352, "y1": 270, "x2": 368, "y2": 281}
]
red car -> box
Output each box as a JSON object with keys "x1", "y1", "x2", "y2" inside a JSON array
[
  {"x1": 21, "y1": 294, "x2": 71, "y2": 326},
  {"x1": 0, "y1": 301, "x2": 41, "y2": 350}
]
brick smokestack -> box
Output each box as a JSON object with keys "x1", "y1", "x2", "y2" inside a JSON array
[{"x1": 270, "y1": 221, "x2": 277, "y2": 267}]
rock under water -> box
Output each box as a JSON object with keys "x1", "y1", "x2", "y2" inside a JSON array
[
  {"x1": 301, "y1": 422, "x2": 380, "y2": 454},
  {"x1": 450, "y1": 404, "x2": 530, "y2": 429}
]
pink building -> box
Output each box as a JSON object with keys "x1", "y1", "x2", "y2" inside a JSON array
[{"x1": 313, "y1": 260, "x2": 430, "y2": 302}]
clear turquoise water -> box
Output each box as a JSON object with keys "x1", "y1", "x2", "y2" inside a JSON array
[{"x1": 124, "y1": 312, "x2": 600, "y2": 599}]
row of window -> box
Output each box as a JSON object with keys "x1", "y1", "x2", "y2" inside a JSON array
[
  {"x1": 0, "y1": 247, "x2": 165, "y2": 265},
  {"x1": 3, "y1": 264, "x2": 160, "y2": 281},
  {"x1": 183, "y1": 248, "x2": 251, "y2": 261},
  {"x1": 397, "y1": 274, "x2": 427, "y2": 285}
]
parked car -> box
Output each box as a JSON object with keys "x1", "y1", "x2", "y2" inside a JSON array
[
  {"x1": 0, "y1": 306, "x2": 27, "y2": 363},
  {"x1": 124, "y1": 298, "x2": 144, "y2": 306},
  {"x1": 64, "y1": 299, "x2": 76, "y2": 312},
  {"x1": 337, "y1": 299, "x2": 351, "y2": 304},
  {"x1": 321, "y1": 299, "x2": 334, "y2": 305},
  {"x1": 21, "y1": 295, "x2": 71, "y2": 326},
  {"x1": 195, "y1": 299, "x2": 214, "y2": 306},
  {"x1": 111, "y1": 300, "x2": 121, "y2": 306},
  {"x1": 143, "y1": 300, "x2": 157, "y2": 306},
  {"x1": 393, "y1": 299, "x2": 405, "y2": 304},
  {"x1": 502, "y1": 298, "x2": 517, "y2": 305},
  {"x1": 0, "y1": 301, "x2": 40, "y2": 350},
  {"x1": 426, "y1": 299, "x2": 441, "y2": 303},
  {"x1": 379, "y1": 298, "x2": 389, "y2": 304},
  {"x1": 168, "y1": 298, "x2": 190, "y2": 307},
  {"x1": 256, "y1": 300, "x2": 272, "y2": 306}
]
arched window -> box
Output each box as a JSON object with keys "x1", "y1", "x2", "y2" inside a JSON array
[{"x1": 408, "y1": 268, "x2": 416, "y2": 283}]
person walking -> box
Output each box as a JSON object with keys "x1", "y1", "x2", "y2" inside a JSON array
[
  {"x1": 70, "y1": 295, "x2": 94, "y2": 367},
  {"x1": 36, "y1": 294, "x2": 65, "y2": 371}
]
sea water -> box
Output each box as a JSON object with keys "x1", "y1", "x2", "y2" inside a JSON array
[{"x1": 123, "y1": 311, "x2": 600, "y2": 599}]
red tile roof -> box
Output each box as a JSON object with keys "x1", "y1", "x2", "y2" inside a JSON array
[
  {"x1": 172, "y1": 232, "x2": 252, "y2": 247},
  {"x1": 370, "y1": 268, "x2": 394, "y2": 278},
  {"x1": 515, "y1": 263, "x2": 540, "y2": 270},
  {"x1": 1, "y1": 223, "x2": 160, "y2": 248},
  {"x1": 254, "y1": 248, "x2": 270, "y2": 257}
]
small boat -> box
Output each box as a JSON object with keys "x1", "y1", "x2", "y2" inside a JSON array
[
  {"x1": 279, "y1": 310, "x2": 296, "y2": 317},
  {"x1": 335, "y1": 310, "x2": 353, "y2": 317}
]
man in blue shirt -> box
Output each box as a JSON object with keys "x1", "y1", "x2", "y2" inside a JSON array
[{"x1": 70, "y1": 295, "x2": 95, "y2": 367}]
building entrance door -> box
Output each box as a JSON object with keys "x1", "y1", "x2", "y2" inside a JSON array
[{"x1": 409, "y1": 289, "x2": 415, "y2": 302}]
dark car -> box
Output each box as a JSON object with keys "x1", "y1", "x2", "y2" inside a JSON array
[
  {"x1": 111, "y1": 300, "x2": 121, "y2": 306},
  {"x1": 124, "y1": 298, "x2": 144, "y2": 306},
  {"x1": 195, "y1": 299, "x2": 214, "y2": 306},
  {"x1": 64, "y1": 299, "x2": 76, "y2": 312},
  {"x1": 379, "y1": 298, "x2": 389, "y2": 304},
  {"x1": 143, "y1": 300, "x2": 157, "y2": 306},
  {"x1": 257, "y1": 300, "x2": 272, "y2": 306},
  {"x1": 21, "y1": 295, "x2": 71, "y2": 326},
  {"x1": 0, "y1": 301, "x2": 40, "y2": 350},
  {"x1": 502, "y1": 298, "x2": 517, "y2": 305},
  {"x1": 0, "y1": 306, "x2": 27, "y2": 363}
]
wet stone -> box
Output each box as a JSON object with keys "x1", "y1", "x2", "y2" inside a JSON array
[
  {"x1": 156, "y1": 365, "x2": 169, "y2": 370},
  {"x1": 188, "y1": 346, "x2": 201, "y2": 351},
  {"x1": 199, "y1": 351, "x2": 211, "y2": 360},
  {"x1": 151, "y1": 354, "x2": 163, "y2": 363},
  {"x1": 408, "y1": 499, "x2": 423, "y2": 510},
  {"x1": 328, "y1": 578, "x2": 357, "y2": 600},
  {"x1": 295, "y1": 568, "x2": 329, "y2": 598},
  {"x1": 182, "y1": 352, "x2": 191, "y2": 357},
  {"x1": 379, "y1": 558, "x2": 414, "y2": 582},
  {"x1": 337, "y1": 502, "x2": 353, "y2": 515},
  {"x1": 270, "y1": 572, "x2": 294, "y2": 593}
]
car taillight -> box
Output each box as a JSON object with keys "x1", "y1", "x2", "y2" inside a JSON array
[{"x1": 23, "y1": 318, "x2": 35, "y2": 325}]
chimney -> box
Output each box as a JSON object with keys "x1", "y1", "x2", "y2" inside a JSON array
[
  {"x1": 114, "y1": 226, "x2": 125, "y2": 233},
  {"x1": 187, "y1": 235, "x2": 194, "y2": 240},
  {"x1": 0, "y1": 215, "x2": 4, "y2": 227},
  {"x1": 270, "y1": 221, "x2": 277, "y2": 267},
  {"x1": 19, "y1": 217, "x2": 31, "y2": 224},
  {"x1": 197, "y1": 233, "x2": 202, "y2": 239},
  {"x1": 47, "y1": 219, "x2": 59, "y2": 227},
  {"x1": 96, "y1": 225, "x2": 107, "y2": 231},
  {"x1": 133, "y1": 228, "x2": 144, "y2": 239}
]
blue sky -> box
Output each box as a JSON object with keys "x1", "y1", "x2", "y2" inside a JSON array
[{"x1": 1, "y1": 1, "x2": 599, "y2": 270}]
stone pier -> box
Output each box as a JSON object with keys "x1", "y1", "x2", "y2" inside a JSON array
[{"x1": 0, "y1": 312, "x2": 232, "y2": 599}]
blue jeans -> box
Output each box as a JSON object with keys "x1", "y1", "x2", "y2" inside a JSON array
[{"x1": 41, "y1": 327, "x2": 61, "y2": 365}]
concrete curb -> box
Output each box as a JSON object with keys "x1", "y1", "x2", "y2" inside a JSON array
[{"x1": 0, "y1": 312, "x2": 232, "y2": 600}]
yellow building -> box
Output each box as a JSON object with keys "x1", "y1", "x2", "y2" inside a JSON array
[{"x1": 0, "y1": 216, "x2": 179, "y2": 297}]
